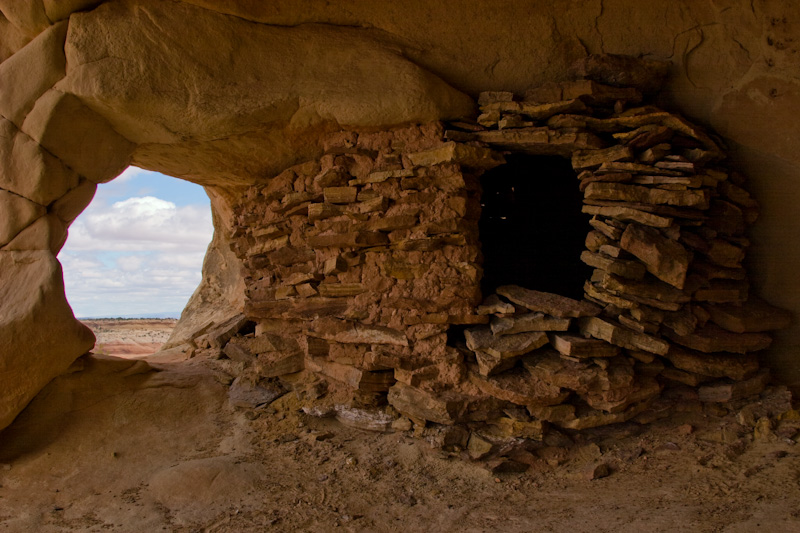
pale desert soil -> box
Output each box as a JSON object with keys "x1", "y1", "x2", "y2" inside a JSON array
[
  {"x1": 81, "y1": 319, "x2": 177, "y2": 358},
  {"x1": 0, "y1": 322, "x2": 799, "y2": 532}
]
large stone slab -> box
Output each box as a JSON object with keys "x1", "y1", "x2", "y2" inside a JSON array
[
  {"x1": 490, "y1": 312, "x2": 571, "y2": 336},
  {"x1": 309, "y1": 317, "x2": 408, "y2": 346},
  {"x1": 465, "y1": 327, "x2": 548, "y2": 358},
  {"x1": 584, "y1": 182, "x2": 709, "y2": 209},
  {"x1": 580, "y1": 250, "x2": 646, "y2": 280},
  {"x1": 56, "y1": 0, "x2": 474, "y2": 181},
  {"x1": 0, "y1": 0, "x2": 51, "y2": 38},
  {"x1": 579, "y1": 316, "x2": 669, "y2": 355},
  {"x1": 496, "y1": 285, "x2": 601, "y2": 318},
  {"x1": 697, "y1": 369, "x2": 770, "y2": 403},
  {"x1": 549, "y1": 333, "x2": 621, "y2": 358},
  {"x1": 0, "y1": 250, "x2": 95, "y2": 431},
  {"x1": 583, "y1": 204, "x2": 673, "y2": 228},
  {"x1": 619, "y1": 223, "x2": 691, "y2": 289},
  {"x1": 474, "y1": 127, "x2": 604, "y2": 157},
  {"x1": 307, "y1": 357, "x2": 395, "y2": 392},
  {"x1": 0, "y1": 14, "x2": 32, "y2": 64},
  {"x1": 666, "y1": 323, "x2": 772, "y2": 354},
  {"x1": 465, "y1": 327, "x2": 548, "y2": 376},
  {"x1": 665, "y1": 346, "x2": 759, "y2": 381},
  {"x1": 704, "y1": 299, "x2": 792, "y2": 333},
  {"x1": 468, "y1": 369, "x2": 568, "y2": 407},
  {"x1": 597, "y1": 272, "x2": 690, "y2": 311},
  {"x1": 0, "y1": 21, "x2": 67, "y2": 127}
]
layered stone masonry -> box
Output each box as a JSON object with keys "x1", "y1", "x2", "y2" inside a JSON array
[
  {"x1": 220, "y1": 60, "x2": 791, "y2": 445},
  {"x1": 224, "y1": 123, "x2": 502, "y2": 407}
]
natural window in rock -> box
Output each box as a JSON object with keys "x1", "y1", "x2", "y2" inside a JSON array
[
  {"x1": 58, "y1": 167, "x2": 213, "y2": 357},
  {"x1": 478, "y1": 154, "x2": 591, "y2": 300}
]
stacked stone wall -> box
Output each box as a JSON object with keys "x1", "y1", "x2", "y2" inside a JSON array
[{"x1": 217, "y1": 57, "x2": 791, "y2": 446}]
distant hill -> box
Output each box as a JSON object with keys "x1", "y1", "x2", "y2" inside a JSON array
[{"x1": 77, "y1": 311, "x2": 182, "y2": 320}]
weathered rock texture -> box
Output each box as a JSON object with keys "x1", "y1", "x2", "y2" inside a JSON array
[
  {"x1": 1, "y1": 0, "x2": 799, "y2": 432},
  {"x1": 0, "y1": 251, "x2": 95, "y2": 430},
  {"x1": 206, "y1": 70, "x2": 788, "y2": 437}
]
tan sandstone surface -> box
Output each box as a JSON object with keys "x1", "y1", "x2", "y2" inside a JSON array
[
  {"x1": 1, "y1": 351, "x2": 799, "y2": 532},
  {"x1": 1, "y1": 0, "x2": 800, "y2": 470}
]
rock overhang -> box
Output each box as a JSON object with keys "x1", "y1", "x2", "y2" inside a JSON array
[{"x1": 0, "y1": 0, "x2": 799, "y2": 434}]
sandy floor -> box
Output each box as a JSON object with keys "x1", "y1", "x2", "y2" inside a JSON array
[{"x1": 1, "y1": 323, "x2": 799, "y2": 532}]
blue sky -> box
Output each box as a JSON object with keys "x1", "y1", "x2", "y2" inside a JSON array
[{"x1": 58, "y1": 167, "x2": 214, "y2": 318}]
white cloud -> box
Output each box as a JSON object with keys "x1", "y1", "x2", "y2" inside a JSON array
[
  {"x1": 66, "y1": 196, "x2": 213, "y2": 253},
  {"x1": 59, "y1": 193, "x2": 213, "y2": 317}
]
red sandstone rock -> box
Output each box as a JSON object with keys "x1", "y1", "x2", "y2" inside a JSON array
[{"x1": 496, "y1": 285, "x2": 601, "y2": 318}]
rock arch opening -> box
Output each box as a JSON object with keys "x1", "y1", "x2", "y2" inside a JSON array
[
  {"x1": 478, "y1": 154, "x2": 591, "y2": 300},
  {"x1": 58, "y1": 166, "x2": 213, "y2": 357}
]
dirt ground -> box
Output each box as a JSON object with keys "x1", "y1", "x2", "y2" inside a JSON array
[
  {"x1": 1, "y1": 322, "x2": 799, "y2": 532},
  {"x1": 81, "y1": 319, "x2": 177, "y2": 358}
]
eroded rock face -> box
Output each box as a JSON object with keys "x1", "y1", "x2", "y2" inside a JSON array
[
  {"x1": 0, "y1": 251, "x2": 95, "y2": 430},
  {"x1": 57, "y1": 0, "x2": 475, "y2": 185},
  {"x1": 162, "y1": 188, "x2": 246, "y2": 350},
  {"x1": 1, "y1": 0, "x2": 799, "y2": 432}
]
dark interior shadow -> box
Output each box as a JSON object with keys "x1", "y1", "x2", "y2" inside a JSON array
[{"x1": 479, "y1": 154, "x2": 592, "y2": 300}]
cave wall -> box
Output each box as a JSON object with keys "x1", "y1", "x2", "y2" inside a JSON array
[{"x1": 0, "y1": 0, "x2": 798, "y2": 431}]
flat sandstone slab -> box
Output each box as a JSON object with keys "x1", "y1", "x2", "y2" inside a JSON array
[
  {"x1": 497, "y1": 285, "x2": 601, "y2": 318},
  {"x1": 665, "y1": 346, "x2": 758, "y2": 381},
  {"x1": 666, "y1": 324, "x2": 771, "y2": 354},
  {"x1": 490, "y1": 312, "x2": 571, "y2": 335},
  {"x1": 704, "y1": 299, "x2": 792, "y2": 333},
  {"x1": 620, "y1": 223, "x2": 691, "y2": 289},
  {"x1": 468, "y1": 370, "x2": 568, "y2": 407},
  {"x1": 579, "y1": 316, "x2": 669, "y2": 355},
  {"x1": 465, "y1": 327, "x2": 548, "y2": 358},
  {"x1": 549, "y1": 333, "x2": 621, "y2": 358}
]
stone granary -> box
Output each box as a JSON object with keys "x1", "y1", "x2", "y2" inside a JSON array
[{"x1": 1, "y1": 1, "x2": 799, "y2": 447}]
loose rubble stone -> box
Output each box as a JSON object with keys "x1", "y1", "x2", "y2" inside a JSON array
[
  {"x1": 334, "y1": 406, "x2": 394, "y2": 432},
  {"x1": 228, "y1": 377, "x2": 285, "y2": 409},
  {"x1": 387, "y1": 383, "x2": 467, "y2": 425}
]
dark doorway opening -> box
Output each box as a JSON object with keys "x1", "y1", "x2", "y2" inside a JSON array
[{"x1": 479, "y1": 154, "x2": 591, "y2": 300}]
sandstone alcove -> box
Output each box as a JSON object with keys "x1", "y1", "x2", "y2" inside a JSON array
[
  {"x1": 478, "y1": 154, "x2": 590, "y2": 300},
  {"x1": 58, "y1": 167, "x2": 213, "y2": 320},
  {"x1": 0, "y1": 0, "x2": 795, "y2": 455},
  {"x1": 2, "y1": 2, "x2": 800, "y2": 529}
]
